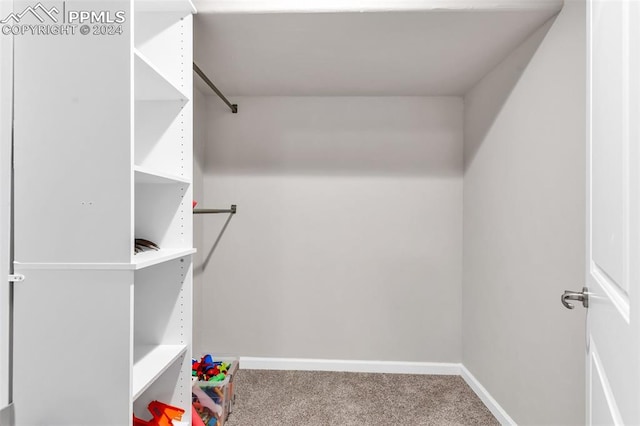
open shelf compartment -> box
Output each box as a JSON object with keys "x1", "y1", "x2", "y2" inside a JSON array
[
  {"x1": 135, "y1": 49, "x2": 189, "y2": 101},
  {"x1": 133, "y1": 344, "x2": 187, "y2": 400}
]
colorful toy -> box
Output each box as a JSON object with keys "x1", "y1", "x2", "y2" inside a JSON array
[
  {"x1": 210, "y1": 373, "x2": 226, "y2": 382},
  {"x1": 192, "y1": 354, "x2": 232, "y2": 382},
  {"x1": 192, "y1": 405, "x2": 207, "y2": 426},
  {"x1": 133, "y1": 400, "x2": 185, "y2": 426},
  {"x1": 192, "y1": 389, "x2": 221, "y2": 426},
  {"x1": 148, "y1": 401, "x2": 185, "y2": 426},
  {"x1": 133, "y1": 417, "x2": 149, "y2": 426},
  {"x1": 193, "y1": 357, "x2": 239, "y2": 426},
  {"x1": 192, "y1": 356, "x2": 239, "y2": 425}
]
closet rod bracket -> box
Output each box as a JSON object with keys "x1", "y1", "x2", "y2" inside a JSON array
[{"x1": 193, "y1": 204, "x2": 237, "y2": 215}]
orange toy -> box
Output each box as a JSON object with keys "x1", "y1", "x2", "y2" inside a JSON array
[
  {"x1": 148, "y1": 401, "x2": 185, "y2": 426},
  {"x1": 133, "y1": 401, "x2": 185, "y2": 426}
]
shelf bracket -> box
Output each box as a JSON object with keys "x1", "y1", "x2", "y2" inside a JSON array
[{"x1": 8, "y1": 274, "x2": 24, "y2": 283}]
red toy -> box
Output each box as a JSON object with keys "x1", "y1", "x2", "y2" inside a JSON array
[{"x1": 133, "y1": 400, "x2": 185, "y2": 426}]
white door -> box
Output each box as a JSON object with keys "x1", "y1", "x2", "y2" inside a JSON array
[
  {"x1": 0, "y1": 0, "x2": 13, "y2": 415},
  {"x1": 586, "y1": 0, "x2": 640, "y2": 424}
]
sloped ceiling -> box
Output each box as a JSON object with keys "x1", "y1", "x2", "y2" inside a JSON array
[{"x1": 193, "y1": 1, "x2": 562, "y2": 96}]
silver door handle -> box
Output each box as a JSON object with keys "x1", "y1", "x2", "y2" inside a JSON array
[{"x1": 561, "y1": 287, "x2": 589, "y2": 309}]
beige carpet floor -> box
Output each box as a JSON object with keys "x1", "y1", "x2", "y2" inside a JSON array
[{"x1": 224, "y1": 370, "x2": 499, "y2": 425}]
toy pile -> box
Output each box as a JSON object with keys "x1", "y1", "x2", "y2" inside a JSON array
[
  {"x1": 192, "y1": 355, "x2": 238, "y2": 426},
  {"x1": 192, "y1": 354, "x2": 231, "y2": 382}
]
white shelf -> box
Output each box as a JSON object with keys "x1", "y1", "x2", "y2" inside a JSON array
[
  {"x1": 135, "y1": 166, "x2": 191, "y2": 185},
  {"x1": 133, "y1": 344, "x2": 187, "y2": 400},
  {"x1": 14, "y1": 249, "x2": 196, "y2": 270},
  {"x1": 134, "y1": 49, "x2": 190, "y2": 101},
  {"x1": 133, "y1": 248, "x2": 196, "y2": 269},
  {"x1": 136, "y1": 0, "x2": 196, "y2": 13},
  {"x1": 13, "y1": 261, "x2": 134, "y2": 270}
]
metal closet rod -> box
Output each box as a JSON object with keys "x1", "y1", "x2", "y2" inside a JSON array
[
  {"x1": 193, "y1": 62, "x2": 238, "y2": 114},
  {"x1": 193, "y1": 205, "x2": 237, "y2": 215}
]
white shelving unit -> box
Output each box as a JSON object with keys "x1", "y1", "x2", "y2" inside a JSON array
[{"x1": 11, "y1": 1, "x2": 195, "y2": 424}]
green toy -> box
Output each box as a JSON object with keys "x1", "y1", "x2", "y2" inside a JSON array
[{"x1": 209, "y1": 373, "x2": 226, "y2": 382}]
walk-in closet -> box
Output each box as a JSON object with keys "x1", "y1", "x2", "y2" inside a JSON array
[{"x1": 5, "y1": 0, "x2": 626, "y2": 424}]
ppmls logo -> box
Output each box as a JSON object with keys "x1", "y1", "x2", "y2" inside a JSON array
[
  {"x1": 1, "y1": 2, "x2": 126, "y2": 36},
  {"x1": 0, "y1": 3, "x2": 59, "y2": 24}
]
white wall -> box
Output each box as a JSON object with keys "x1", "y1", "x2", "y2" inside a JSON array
[
  {"x1": 0, "y1": 0, "x2": 13, "y2": 409},
  {"x1": 198, "y1": 96, "x2": 463, "y2": 362},
  {"x1": 462, "y1": 2, "x2": 586, "y2": 425},
  {"x1": 193, "y1": 87, "x2": 207, "y2": 356}
]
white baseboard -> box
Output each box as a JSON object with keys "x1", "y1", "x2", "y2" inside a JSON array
[
  {"x1": 460, "y1": 365, "x2": 516, "y2": 426},
  {"x1": 239, "y1": 356, "x2": 461, "y2": 375}
]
